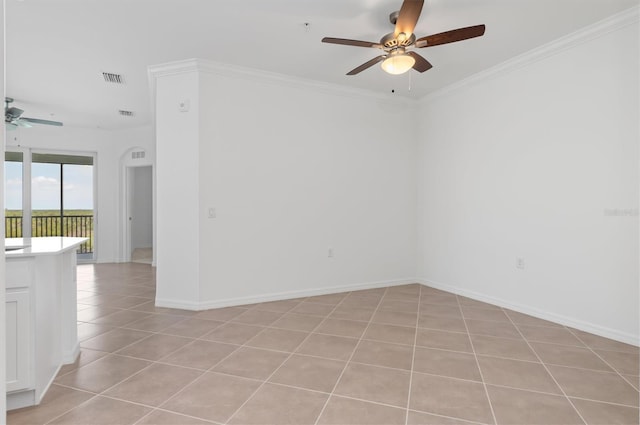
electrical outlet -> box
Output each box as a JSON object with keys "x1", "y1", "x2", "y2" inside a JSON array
[
  {"x1": 208, "y1": 208, "x2": 216, "y2": 218},
  {"x1": 516, "y1": 257, "x2": 525, "y2": 270},
  {"x1": 328, "y1": 248, "x2": 334, "y2": 258}
]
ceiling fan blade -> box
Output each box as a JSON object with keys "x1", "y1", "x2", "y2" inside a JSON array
[
  {"x1": 415, "y1": 25, "x2": 486, "y2": 48},
  {"x1": 6, "y1": 122, "x2": 17, "y2": 131},
  {"x1": 395, "y1": 0, "x2": 424, "y2": 37},
  {"x1": 322, "y1": 37, "x2": 383, "y2": 49},
  {"x1": 21, "y1": 117, "x2": 63, "y2": 127},
  {"x1": 346, "y1": 55, "x2": 386, "y2": 75},
  {"x1": 16, "y1": 120, "x2": 32, "y2": 128},
  {"x1": 407, "y1": 52, "x2": 432, "y2": 73}
]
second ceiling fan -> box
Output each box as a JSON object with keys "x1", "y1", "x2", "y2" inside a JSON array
[
  {"x1": 322, "y1": 0, "x2": 485, "y2": 76},
  {"x1": 5, "y1": 97, "x2": 63, "y2": 130}
]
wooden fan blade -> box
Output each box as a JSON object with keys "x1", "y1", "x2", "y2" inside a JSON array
[
  {"x1": 407, "y1": 52, "x2": 432, "y2": 73},
  {"x1": 395, "y1": 0, "x2": 424, "y2": 37},
  {"x1": 347, "y1": 55, "x2": 386, "y2": 75},
  {"x1": 322, "y1": 37, "x2": 383, "y2": 49},
  {"x1": 415, "y1": 25, "x2": 485, "y2": 48}
]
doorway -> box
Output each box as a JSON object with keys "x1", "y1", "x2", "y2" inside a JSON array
[{"x1": 127, "y1": 165, "x2": 153, "y2": 264}]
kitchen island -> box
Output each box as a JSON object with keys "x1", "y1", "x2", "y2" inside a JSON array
[{"x1": 5, "y1": 237, "x2": 87, "y2": 410}]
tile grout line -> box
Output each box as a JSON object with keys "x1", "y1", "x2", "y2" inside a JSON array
[
  {"x1": 404, "y1": 285, "x2": 422, "y2": 425},
  {"x1": 406, "y1": 408, "x2": 486, "y2": 425},
  {"x1": 502, "y1": 309, "x2": 589, "y2": 425},
  {"x1": 140, "y1": 304, "x2": 312, "y2": 422},
  {"x1": 105, "y1": 395, "x2": 224, "y2": 425},
  {"x1": 102, "y1": 334, "x2": 212, "y2": 391},
  {"x1": 42, "y1": 392, "x2": 100, "y2": 425},
  {"x1": 31, "y1": 386, "x2": 102, "y2": 425},
  {"x1": 46, "y1": 336, "x2": 211, "y2": 424},
  {"x1": 134, "y1": 408, "x2": 223, "y2": 425},
  {"x1": 47, "y1": 267, "x2": 639, "y2": 425},
  {"x1": 458, "y1": 294, "x2": 498, "y2": 425},
  {"x1": 223, "y1": 290, "x2": 366, "y2": 424},
  {"x1": 73, "y1": 286, "x2": 597, "y2": 423},
  {"x1": 564, "y1": 327, "x2": 640, "y2": 393},
  {"x1": 193, "y1": 361, "x2": 640, "y2": 410},
  {"x1": 73, "y1": 320, "x2": 193, "y2": 366},
  {"x1": 70, "y1": 271, "x2": 212, "y2": 424},
  {"x1": 56, "y1": 354, "x2": 640, "y2": 417},
  {"x1": 51, "y1": 292, "x2": 257, "y2": 422},
  {"x1": 312, "y1": 287, "x2": 395, "y2": 425},
  {"x1": 57, "y1": 332, "x2": 159, "y2": 380}
]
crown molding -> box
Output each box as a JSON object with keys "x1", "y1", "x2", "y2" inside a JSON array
[
  {"x1": 148, "y1": 58, "x2": 416, "y2": 108},
  {"x1": 148, "y1": 58, "x2": 201, "y2": 78},
  {"x1": 421, "y1": 5, "x2": 639, "y2": 104}
]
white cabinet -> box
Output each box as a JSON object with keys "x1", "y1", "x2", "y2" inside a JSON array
[
  {"x1": 5, "y1": 289, "x2": 31, "y2": 392},
  {"x1": 5, "y1": 238, "x2": 85, "y2": 410}
]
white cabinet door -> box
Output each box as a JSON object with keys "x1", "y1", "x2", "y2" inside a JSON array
[{"x1": 6, "y1": 290, "x2": 31, "y2": 392}]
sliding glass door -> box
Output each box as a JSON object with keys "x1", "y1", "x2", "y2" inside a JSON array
[
  {"x1": 4, "y1": 151, "x2": 25, "y2": 237},
  {"x1": 4, "y1": 150, "x2": 96, "y2": 261}
]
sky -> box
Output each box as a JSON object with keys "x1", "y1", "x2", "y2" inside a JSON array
[{"x1": 5, "y1": 161, "x2": 93, "y2": 210}]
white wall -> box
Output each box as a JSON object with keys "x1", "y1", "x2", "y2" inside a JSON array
[
  {"x1": 416, "y1": 20, "x2": 639, "y2": 343},
  {"x1": 154, "y1": 69, "x2": 201, "y2": 306},
  {"x1": 130, "y1": 166, "x2": 153, "y2": 250},
  {"x1": 7, "y1": 124, "x2": 154, "y2": 263},
  {"x1": 153, "y1": 61, "x2": 417, "y2": 308}
]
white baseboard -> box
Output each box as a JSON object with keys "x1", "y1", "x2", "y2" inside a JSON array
[
  {"x1": 7, "y1": 389, "x2": 35, "y2": 411},
  {"x1": 38, "y1": 364, "x2": 62, "y2": 405},
  {"x1": 155, "y1": 277, "x2": 418, "y2": 311},
  {"x1": 96, "y1": 257, "x2": 118, "y2": 264},
  {"x1": 155, "y1": 274, "x2": 638, "y2": 346},
  {"x1": 62, "y1": 342, "x2": 80, "y2": 364},
  {"x1": 417, "y1": 278, "x2": 639, "y2": 347},
  {"x1": 154, "y1": 298, "x2": 201, "y2": 310}
]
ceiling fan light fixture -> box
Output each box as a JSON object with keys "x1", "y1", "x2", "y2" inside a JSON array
[{"x1": 381, "y1": 53, "x2": 415, "y2": 75}]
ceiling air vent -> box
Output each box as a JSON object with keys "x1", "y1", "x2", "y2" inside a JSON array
[
  {"x1": 118, "y1": 110, "x2": 135, "y2": 117},
  {"x1": 102, "y1": 72, "x2": 124, "y2": 84},
  {"x1": 131, "y1": 151, "x2": 145, "y2": 160}
]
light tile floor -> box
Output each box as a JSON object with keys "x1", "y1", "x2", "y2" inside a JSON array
[
  {"x1": 7, "y1": 263, "x2": 640, "y2": 425},
  {"x1": 131, "y1": 248, "x2": 153, "y2": 265}
]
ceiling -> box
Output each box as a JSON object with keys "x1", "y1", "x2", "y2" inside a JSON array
[{"x1": 6, "y1": 0, "x2": 638, "y2": 130}]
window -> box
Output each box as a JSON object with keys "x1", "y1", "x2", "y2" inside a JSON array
[
  {"x1": 4, "y1": 150, "x2": 96, "y2": 261},
  {"x1": 4, "y1": 151, "x2": 24, "y2": 237}
]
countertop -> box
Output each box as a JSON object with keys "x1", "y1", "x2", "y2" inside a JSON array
[{"x1": 5, "y1": 237, "x2": 88, "y2": 257}]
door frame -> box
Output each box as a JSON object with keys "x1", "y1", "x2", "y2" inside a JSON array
[{"x1": 120, "y1": 147, "x2": 154, "y2": 264}]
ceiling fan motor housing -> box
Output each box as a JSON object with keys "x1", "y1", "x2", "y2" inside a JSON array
[
  {"x1": 5, "y1": 107, "x2": 24, "y2": 122},
  {"x1": 381, "y1": 32, "x2": 416, "y2": 49}
]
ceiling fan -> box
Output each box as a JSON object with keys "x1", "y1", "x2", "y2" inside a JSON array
[
  {"x1": 322, "y1": 0, "x2": 485, "y2": 76},
  {"x1": 5, "y1": 97, "x2": 63, "y2": 130}
]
